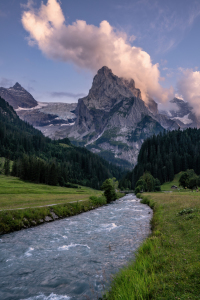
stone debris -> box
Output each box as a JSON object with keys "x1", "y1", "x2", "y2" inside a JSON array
[
  {"x1": 51, "y1": 212, "x2": 59, "y2": 220},
  {"x1": 44, "y1": 216, "x2": 53, "y2": 222}
]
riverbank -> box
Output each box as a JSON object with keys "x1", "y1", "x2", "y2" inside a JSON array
[
  {"x1": 104, "y1": 191, "x2": 200, "y2": 299},
  {"x1": 0, "y1": 175, "x2": 106, "y2": 234},
  {"x1": 0, "y1": 197, "x2": 107, "y2": 235}
]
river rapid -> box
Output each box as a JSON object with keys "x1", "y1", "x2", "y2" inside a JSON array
[{"x1": 0, "y1": 194, "x2": 152, "y2": 300}]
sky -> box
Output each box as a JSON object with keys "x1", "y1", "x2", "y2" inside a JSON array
[{"x1": 0, "y1": 0, "x2": 200, "y2": 111}]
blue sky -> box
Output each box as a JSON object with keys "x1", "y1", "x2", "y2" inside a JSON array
[{"x1": 0, "y1": 0, "x2": 200, "y2": 105}]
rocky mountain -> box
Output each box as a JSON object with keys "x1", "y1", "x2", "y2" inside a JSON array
[
  {"x1": 159, "y1": 97, "x2": 199, "y2": 128},
  {"x1": 0, "y1": 82, "x2": 37, "y2": 109},
  {"x1": 57, "y1": 66, "x2": 179, "y2": 168},
  {"x1": 0, "y1": 83, "x2": 77, "y2": 139},
  {"x1": 1, "y1": 68, "x2": 189, "y2": 169}
]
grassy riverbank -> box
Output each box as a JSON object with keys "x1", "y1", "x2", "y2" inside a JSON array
[
  {"x1": 105, "y1": 191, "x2": 200, "y2": 299},
  {"x1": 0, "y1": 175, "x2": 105, "y2": 234}
]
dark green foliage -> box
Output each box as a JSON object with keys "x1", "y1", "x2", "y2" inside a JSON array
[
  {"x1": 179, "y1": 172, "x2": 189, "y2": 188},
  {"x1": 123, "y1": 128, "x2": 200, "y2": 188},
  {"x1": 4, "y1": 158, "x2": 10, "y2": 175},
  {"x1": 177, "y1": 208, "x2": 196, "y2": 216},
  {"x1": 101, "y1": 178, "x2": 118, "y2": 203},
  {"x1": 179, "y1": 169, "x2": 199, "y2": 190},
  {"x1": 135, "y1": 172, "x2": 161, "y2": 193},
  {"x1": 0, "y1": 96, "x2": 122, "y2": 189},
  {"x1": 89, "y1": 195, "x2": 107, "y2": 205}
]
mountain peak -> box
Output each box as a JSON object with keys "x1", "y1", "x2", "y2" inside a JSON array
[
  {"x1": 13, "y1": 82, "x2": 23, "y2": 90},
  {"x1": 97, "y1": 66, "x2": 113, "y2": 76},
  {"x1": 86, "y1": 66, "x2": 142, "y2": 112}
]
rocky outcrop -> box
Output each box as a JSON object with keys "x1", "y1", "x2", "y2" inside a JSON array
[
  {"x1": 159, "y1": 97, "x2": 200, "y2": 129},
  {"x1": 0, "y1": 82, "x2": 38, "y2": 109}
]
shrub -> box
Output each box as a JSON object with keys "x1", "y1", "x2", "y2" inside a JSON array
[
  {"x1": 135, "y1": 172, "x2": 161, "y2": 193},
  {"x1": 101, "y1": 178, "x2": 118, "y2": 203},
  {"x1": 89, "y1": 195, "x2": 107, "y2": 205}
]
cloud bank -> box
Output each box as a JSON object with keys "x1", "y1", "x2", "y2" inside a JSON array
[
  {"x1": 21, "y1": 0, "x2": 173, "y2": 103},
  {"x1": 50, "y1": 91, "x2": 86, "y2": 99},
  {"x1": 177, "y1": 69, "x2": 200, "y2": 116}
]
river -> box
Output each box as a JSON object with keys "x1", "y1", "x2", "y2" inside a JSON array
[{"x1": 0, "y1": 194, "x2": 152, "y2": 300}]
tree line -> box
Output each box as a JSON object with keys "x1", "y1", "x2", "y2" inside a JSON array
[{"x1": 120, "y1": 128, "x2": 200, "y2": 189}]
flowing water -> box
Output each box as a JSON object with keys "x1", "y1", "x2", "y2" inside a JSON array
[{"x1": 0, "y1": 194, "x2": 152, "y2": 300}]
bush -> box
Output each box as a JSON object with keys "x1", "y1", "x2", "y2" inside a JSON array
[
  {"x1": 135, "y1": 172, "x2": 161, "y2": 192},
  {"x1": 89, "y1": 195, "x2": 107, "y2": 205},
  {"x1": 101, "y1": 178, "x2": 118, "y2": 203},
  {"x1": 179, "y1": 169, "x2": 199, "y2": 190}
]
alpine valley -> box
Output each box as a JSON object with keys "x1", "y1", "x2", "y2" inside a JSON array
[{"x1": 0, "y1": 66, "x2": 198, "y2": 168}]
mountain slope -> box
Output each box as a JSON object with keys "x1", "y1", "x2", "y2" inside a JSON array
[
  {"x1": 0, "y1": 96, "x2": 122, "y2": 189},
  {"x1": 122, "y1": 127, "x2": 200, "y2": 189},
  {"x1": 0, "y1": 82, "x2": 38, "y2": 109},
  {"x1": 159, "y1": 97, "x2": 199, "y2": 128}
]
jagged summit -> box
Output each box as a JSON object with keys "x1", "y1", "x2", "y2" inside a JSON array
[
  {"x1": 0, "y1": 82, "x2": 37, "y2": 109},
  {"x1": 83, "y1": 66, "x2": 142, "y2": 112},
  {"x1": 62, "y1": 66, "x2": 179, "y2": 168},
  {"x1": 12, "y1": 82, "x2": 23, "y2": 90},
  {"x1": 96, "y1": 66, "x2": 112, "y2": 76}
]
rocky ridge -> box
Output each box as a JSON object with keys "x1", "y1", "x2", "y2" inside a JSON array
[{"x1": 0, "y1": 83, "x2": 38, "y2": 109}]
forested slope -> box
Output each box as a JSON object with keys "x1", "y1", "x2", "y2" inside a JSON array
[
  {"x1": 121, "y1": 128, "x2": 200, "y2": 189},
  {"x1": 0, "y1": 96, "x2": 122, "y2": 189}
]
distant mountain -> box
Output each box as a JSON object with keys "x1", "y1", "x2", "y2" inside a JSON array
[
  {"x1": 159, "y1": 97, "x2": 199, "y2": 128},
  {"x1": 0, "y1": 82, "x2": 37, "y2": 109},
  {"x1": 0, "y1": 82, "x2": 77, "y2": 138}
]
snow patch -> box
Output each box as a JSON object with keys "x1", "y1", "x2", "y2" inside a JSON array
[
  {"x1": 172, "y1": 113, "x2": 193, "y2": 125},
  {"x1": 15, "y1": 102, "x2": 48, "y2": 112}
]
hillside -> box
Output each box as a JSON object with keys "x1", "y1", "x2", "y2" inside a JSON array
[
  {"x1": 0, "y1": 96, "x2": 122, "y2": 189},
  {"x1": 122, "y1": 128, "x2": 200, "y2": 189}
]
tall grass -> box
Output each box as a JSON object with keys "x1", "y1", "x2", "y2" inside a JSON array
[{"x1": 104, "y1": 192, "x2": 200, "y2": 299}]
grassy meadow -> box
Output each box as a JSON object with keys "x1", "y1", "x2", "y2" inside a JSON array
[
  {"x1": 105, "y1": 187, "x2": 200, "y2": 299},
  {"x1": 0, "y1": 175, "x2": 102, "y2": 210},
  {"x1": 0, "y1": 175, "x2": 105, "y2": 234}
]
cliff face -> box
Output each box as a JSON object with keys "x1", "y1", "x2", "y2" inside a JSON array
[{"x1": 59, "y1": 66, "x2": 178, "y2": 168}]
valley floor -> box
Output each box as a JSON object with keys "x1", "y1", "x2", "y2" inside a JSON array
[
  {"x1": 0, "y1": 175, "x2": 102, "y2": 210},
  {"x1": 105, "y1": 190, "x2": 200, "y2": 299},
  {"x1": 0, "y1": 175, "x2": 104, "y2": 234}
]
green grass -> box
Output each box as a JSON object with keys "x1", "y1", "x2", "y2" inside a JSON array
[
  {"x1": 0, "y1": 175, "x2": 105, "y2": 234},
  {"x1": 161, "y1": 172, "x2": 183, "y2": 191},
  {"x1": 0, "y1": 175, "x2": 102, "y2": 210},
  {"x1": 104, "y1": 191, "x2": 200, "y2": 299}
]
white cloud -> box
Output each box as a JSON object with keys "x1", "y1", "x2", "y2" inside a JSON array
[
  {"x1": 177, "y1": 69, "x2": 200, "y2": 116},
  {"x1": 21, "y1": 0, "x2": 174, "y2": 103}
]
